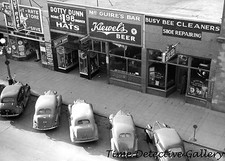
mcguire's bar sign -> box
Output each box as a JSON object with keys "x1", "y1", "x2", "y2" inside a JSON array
[
  {"x1": 145, "y1": 15, "x2": 221, "y2": 40},
  {"x1": 48, "y1": 3, "x2": 87, "y2": 35}
]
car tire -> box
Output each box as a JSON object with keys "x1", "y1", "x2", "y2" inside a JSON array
[{"x1": 69, "y1": 126, "x2": 75, "y2": 143}]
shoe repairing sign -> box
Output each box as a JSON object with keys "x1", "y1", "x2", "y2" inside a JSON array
[
  {"x1": 87, "y1": 7, "x2": 143, "y2": 47},
  {"x1": 2, "y1": 2, "x2": 43, "y2": 34}
]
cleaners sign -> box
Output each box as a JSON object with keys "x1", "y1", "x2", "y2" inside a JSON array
[
  {"x1": 87, "y1": 8, "x2": 143, "y2": 46},
  {"x1": 48, "y1": 3, "x2": 87, "y2": 35},
  {"x1": 145, "y1": 15, "x2": 221, "y2": 40}
]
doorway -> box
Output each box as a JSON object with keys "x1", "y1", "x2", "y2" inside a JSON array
[{"x1": 176, "y1": 67, "x2": 188, "y2": 95}]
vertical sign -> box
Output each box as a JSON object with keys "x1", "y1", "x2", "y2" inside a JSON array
[{"x1": 10, "y1": 0, "x2": 24, "y2": 31}]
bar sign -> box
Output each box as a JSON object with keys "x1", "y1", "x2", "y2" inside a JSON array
[{"x1": 10, "y1": 0, "x2": 23, "y2": 31}]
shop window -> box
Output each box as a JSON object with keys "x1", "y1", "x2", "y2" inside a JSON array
[
  {"x1": 79, "y1": 51, "x2": 88, "y2": 75},
  {"x1": 187, "y1": 69, "x2": 209, "y2": 99},
  {"x1": 90, "y1": 52, "x2": 99, "y2": 74},
  {"x1": 148, "y1": 49, "x2": 163, "y2": 61},
  {"x1": 110, "y1": 56, "x2": 126, "y2": 71},
  {"x1": 148, "y1": 62, "x2": 166, "y2": 89},
  {"x1": 191, "y1": 57, "x2": 211, "y2": 69},
  {"x1": 128, "y1": 60, "x2": 141, "y2": 76},
  {"x1": 93, "y1": 40, "x2": 101, "y2": 52},
  {"x1": 125, "y1": 46, "x2": 142, "y2": 60},
  {"x1": 178, "y1": 54, "x2": 189, "y2": 66}
]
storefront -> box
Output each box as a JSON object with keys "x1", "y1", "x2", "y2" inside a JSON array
[
  {"x1": 48, "y1": 2, "x2": 87, "y2": 72},
  {"x1": 0, "y1": 2, "x2": 44, "y2": 61},
  {"x1": 85, "y1": 7, "x2": 143, "y2": 90},
  {"x1": 145, "y1": 15, "x2": 220, "y2": 107}
]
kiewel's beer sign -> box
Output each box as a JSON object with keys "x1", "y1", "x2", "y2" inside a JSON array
[
  {"x1": 145, "y1": 15, "x2": 221, "y2": 40},
  {"x1": 87, "y1": 8, "x2": 143, "y2": 46},
  {"x1": 48, "y1": 3, "x2": 87, "y2": 35}
]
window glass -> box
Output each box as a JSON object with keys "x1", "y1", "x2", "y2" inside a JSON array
[
  {"x1": 110, "y1": 56, "x2": 126, "y2": 71},
  {"x1": 38, "y1": 109, "x2": 51, "y2": 115},
  {"x1": 187, "y1": 69, "x2": 209, "y2": 99},
  {"x1": 148, "y1": 49, "x2": 162, "y2": 61},
  {"x1": 2, "y1": 97, "x2": 14, "y2": 103},
  {"x1": 109, "y1": 42, "x2": 126, "y2": 57},
  {"x1": 178, "y1": 54, "x2": 189, "y2": 66},
  {"x1": 125, "y1": 46, "x2": 141, "y2": 60},
  {"x1": 128, "y1": 60, "x2": 141, "y2": 76},
  {"x1": 148, "y1": 63, "x2": 166, "y2": 89},
  {"x1": 93, "y1": 40, "x2": 101, "y2": 52},
  {"x1": 191, "y1": 57, "x2": 211, "y2": 70},
  {"x1": 77, "y1": 119, "x2": 90, "y2": 125}
]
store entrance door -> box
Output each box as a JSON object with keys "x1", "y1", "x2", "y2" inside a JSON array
[{"x1": 176, "y1": 67, "x2": 188, "y2": 95}]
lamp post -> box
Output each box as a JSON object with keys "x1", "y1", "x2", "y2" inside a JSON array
[{"x1": 0, "y1": 37, "x2": 13, "y2": 85}]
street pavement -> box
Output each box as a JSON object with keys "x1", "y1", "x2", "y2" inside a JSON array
[{"x1": 0, "y1": 57, "x2": 225, "y2": 158}]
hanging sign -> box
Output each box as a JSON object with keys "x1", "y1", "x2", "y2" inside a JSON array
[
  {"x1": 3, "y1": 2, "x2": 43, "y2": 34},
  {"x1": 162, "y1": 42, "x2": 179, "y2": 62}
]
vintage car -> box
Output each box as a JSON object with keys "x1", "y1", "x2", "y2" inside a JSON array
[
  {"x1": 68, "y1": 99, "x2": 98, "y2": 143},
  {"x1": 0, "y1": 82, "x2": 30, "y2": 117},
  {"x1": 109, "y1": 110, "x2": 138, "y2": 157},
  {"x1": 33, "y1": 90, "x2": 62, "y2": 130},
  {"x1": 144, "y1": 121, "x2": 188, "y2": 161}
]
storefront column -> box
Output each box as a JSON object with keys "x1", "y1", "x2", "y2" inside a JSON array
[
  {"x1": 105, "y1": 42, "x2": 110, "y2": 84},
  {"x1": 141, "y1": 48, "x2": 147, "y2": 93},
  {"x1": 213, "y1": 0, "x2": 225, "y2": 113}
]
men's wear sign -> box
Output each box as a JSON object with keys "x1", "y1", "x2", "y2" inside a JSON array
[
  {"x1": 48, "y1": 3, "x2": 87, "y2": 35},
  {"x1": 87, "y1": 8, "x2": 143, "y2": 46},
  {"x1": 145, "y1": 15, "x2": 221, "y2": 40},
  {"x1": 3, "y1": 3, "x2": 43, "y2": 34}
]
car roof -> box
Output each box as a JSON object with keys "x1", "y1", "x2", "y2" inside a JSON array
[
  {"x1": 71, "y1": 101, "x2": 93, "y2": 120},
  {"x1": 1, "y1": 83, "x2": 22, "y2": 99},
  {"x1": 113, "y1": 110, "x2": 135, "y2": 136},
  {"x1": 35, "y1": 95, "x2": 57, "y2": 112},
  {"x1": 155, "y1": 128, "x2": 183, "y2": 150}
]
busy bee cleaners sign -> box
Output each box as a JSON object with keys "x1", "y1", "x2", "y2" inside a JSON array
[
  {"x1": 2, "y1": 2, "x2": 43, "y2": 34},
  {"x1": 87, "y1": 7, "x2": 143, "y2": 46},
  {"x1": 48, "y1": 3, "x2": 87, "y2": 35}
]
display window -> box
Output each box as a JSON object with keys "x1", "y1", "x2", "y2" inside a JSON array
[
  {"x1": 148, "y1": 62, "x2": 166, "y2": 89},
  {"x1": 109, "y1": 42, "x2": 142, "y2": 84},
  {"x1": 79, "y1": 50, "x2": 88, "y2": 75},
  {"x1": 9, "y1": 36, "x2": 39, "y2": 59},
  {"x1": 187, "y1": 57, "x2": 211, "y2": 99},
  {"x1": 56, "y1": 46, "x2": 78, "y2": 70}
]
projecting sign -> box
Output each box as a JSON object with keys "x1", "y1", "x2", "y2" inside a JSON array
[
  {"x1": 145, "y1": 15, "x2": 221, "y2": 40},
  {"x1": 2, "y1": 2, "x2": 43, "y2": 34},
  {"x1": 48, "y1": 3, "x2": 87, "y2": 35}
]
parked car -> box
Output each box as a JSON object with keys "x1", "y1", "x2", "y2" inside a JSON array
[
  {"x1": 0, "y1": 84, "x2": 5, "y2": 95},
  {"x1": 68, "y1": 99, "x2": 98, "y2": 143},
  {"x1": 33, "y1": 90, "x2": 62, "y2": 130},
  {"x1": 144, "y1": 121, "x2": 188, "y2": 161},
  {"x1": 0, "y1": 82, "x2": 30, "y2": 117},
  {"x1": 109, "y1": 110, "x2": 138, "y2": 157}
]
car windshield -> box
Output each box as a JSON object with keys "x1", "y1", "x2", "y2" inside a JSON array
[
  {"x1": 38, "y1": 109, "x2": 52, "y2": 115},
  {"x1": 2, "y1": 97, "x2": 15, "y2": 103},
  {"x1": 77, "y1": 119, "x2": 90, "y2": 125},
  {"x1": 119, "y1": 133, "x2": 132, "y2": 138}
]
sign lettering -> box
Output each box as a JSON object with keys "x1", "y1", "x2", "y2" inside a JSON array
[
  {"x1": 3, "y1": 3, "x2": 43, "y2": 34},
  {"x1": 145, "y1": 15, "x2": 221, "y2": 40},
  {"x1": 48, "y1": 3, "x2": 87, "y2": 35}
]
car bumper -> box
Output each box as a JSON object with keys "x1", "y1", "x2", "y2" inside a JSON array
[
  {"x1": 0, "y1": 113, "x2": 20, "y2": 117},
  {"x1": 72, "y1": 136, "x2": 99, "y2": 143},
  {"x1": 33, "y1": 124, "x2": 58, "y2": 130}
]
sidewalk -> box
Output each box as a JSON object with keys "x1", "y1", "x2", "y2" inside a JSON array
[{"x1": 0, "y1": 58, "x2": 225, "y2": 153}]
